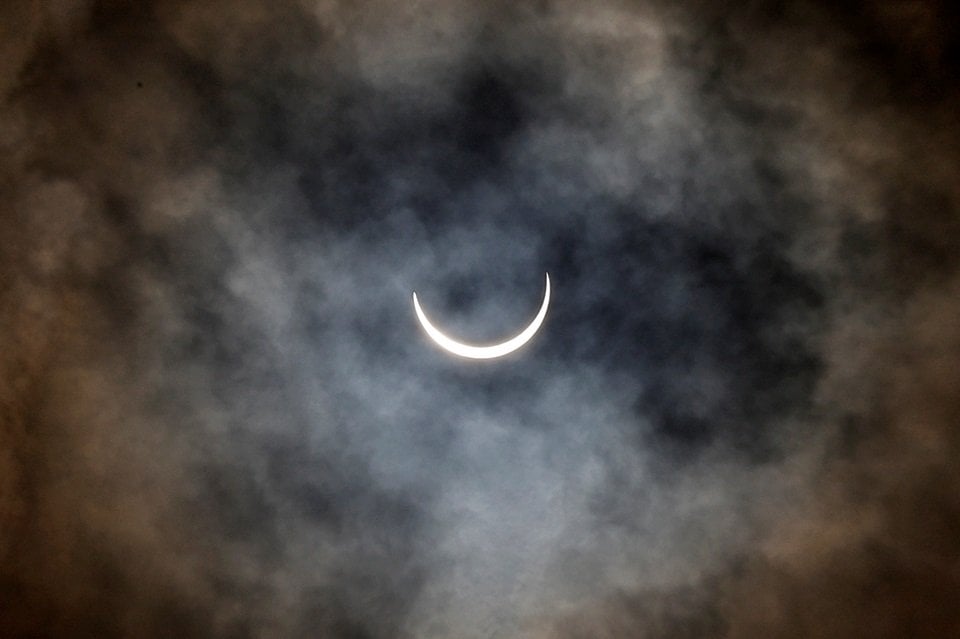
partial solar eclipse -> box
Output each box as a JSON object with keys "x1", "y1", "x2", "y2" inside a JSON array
[{"x1": 412, "y1": 273, "x2": 551, "y2": 359}]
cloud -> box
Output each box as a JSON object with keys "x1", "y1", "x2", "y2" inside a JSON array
[{"x1": 1, "y1": 0, "x2": 958, "y2": 637}]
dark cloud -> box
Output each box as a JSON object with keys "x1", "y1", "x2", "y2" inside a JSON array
[{"x1": 2, "y1": 0, "x2": 959, "y2": 637}]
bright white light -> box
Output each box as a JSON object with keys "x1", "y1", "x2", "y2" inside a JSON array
[{"x1": 412, "y1": 273, "x2": 551, "y2": 360}]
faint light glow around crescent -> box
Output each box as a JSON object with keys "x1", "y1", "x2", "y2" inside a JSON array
[{"x1": 412, "y1": 273, "x2": 551, "y2": 359}]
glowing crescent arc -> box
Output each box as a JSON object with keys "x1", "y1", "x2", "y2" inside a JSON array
[{"x1": 412, "y1": 273, "x2": 551, "y2": 359}]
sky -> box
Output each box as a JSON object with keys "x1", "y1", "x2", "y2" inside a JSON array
[{"x1": 1, "y1": 1, "x2": 959, "y2": 637}]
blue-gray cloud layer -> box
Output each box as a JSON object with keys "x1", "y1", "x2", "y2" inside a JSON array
[{"x1": 2, "y1": 1, "x2": 959, "y2": 637}]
